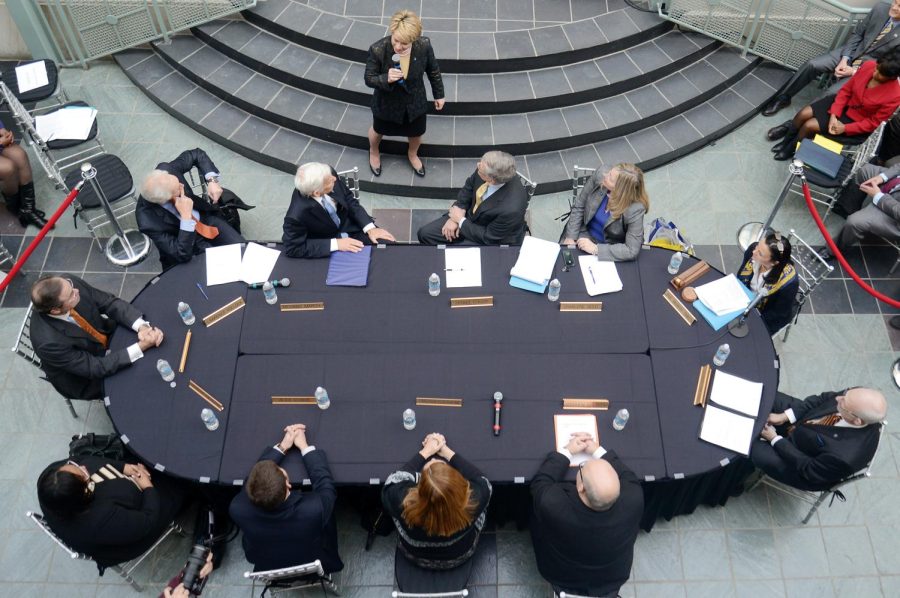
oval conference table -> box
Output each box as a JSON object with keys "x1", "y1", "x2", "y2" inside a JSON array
[{"x1": 105, "y1": 244, "x2": 778, "y2": 530}]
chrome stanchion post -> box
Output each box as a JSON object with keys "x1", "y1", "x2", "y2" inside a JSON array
[
  {"x1": 80, "y1": 162, "x2": 150, "y2": 267},
  {"x1": 736, "y1": 159, "x2": 805, "y2": 250}
]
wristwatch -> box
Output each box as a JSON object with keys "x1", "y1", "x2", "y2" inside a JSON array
[{"x1": 206, "y1": 176, "x2": 220, "y2": 185}]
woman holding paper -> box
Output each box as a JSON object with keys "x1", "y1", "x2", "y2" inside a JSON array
[
  {"x1": 561, "y1": 163, "x2": 649, "y2": 261},
  {"x1": 736, "y1": 231, "x2": 798, "y2": 335},
  {"x1": 0, "y1": 117, "x2": 48, "y2": 228}
]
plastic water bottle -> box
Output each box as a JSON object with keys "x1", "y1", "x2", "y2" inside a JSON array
[
  {"x1": 177, "y1": 302, "x2": 195, "y2": 325},
  {"x1": 667, "y1": 251, "x2": 683, "y2": 274},
  {"x1": 428, "y1": 273, "x2": 441, "y2": 297},
  {"x1": 612, "y1": 408, "x2": 630, "y2": 431},
  {"x1": 263, "y1": 281, "x2": 278, "y2": 305},
  {"x1": 713, "y1": 343, "x2": 731, "y2": 367},
  {"x1": 547, "y1": 278, "x2": 561, "y2": 302},
  {"x1": 156, "y1": 359, "x2": 176, "y2": 388},
  {"x1": 315, "y1": 386, "x2": 330, "y2": 410},
  {"x1": 200, "y1": 408, "x2": 219, "y2": 431},
  {"x1": 403, "y1": 408, "x2": 417, "y2": 430}
]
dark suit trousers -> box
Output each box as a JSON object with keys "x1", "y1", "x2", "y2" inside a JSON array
[
  {"x1": 780, "y1": 49, "x2": 843, "y2": 99},
  {"x1": 416, "y1": 215, "x2": 479, "y2": 245},
  {"x1": 195, "y1": 213, "x2": 245, "y2": 252}
]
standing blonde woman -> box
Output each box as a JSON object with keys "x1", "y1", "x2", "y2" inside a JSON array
[
  {"x1": 561, "y1": 163, "x2": 649, "y2": 261},
  {"x1": 364, "y1": 10, "x2": 445, "y2": 178}
]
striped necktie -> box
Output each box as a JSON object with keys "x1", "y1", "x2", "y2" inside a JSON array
[{"x1": 853, "y1": 20, "x2": 893, "y2": 66}]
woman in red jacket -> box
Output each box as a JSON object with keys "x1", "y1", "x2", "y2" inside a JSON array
[{"x1": 770, "y1": 50, "x2": 900, "y2": 161}]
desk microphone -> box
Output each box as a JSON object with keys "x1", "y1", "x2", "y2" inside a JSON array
[
  {"x1": 493, "y1": 392, "x2": 503, "y2": 436},
  {"x1": 391, "y1": 54, "x2": 405, "y2": 86},
  {"x1": 248, "y1": 278, "x2": 291, "y2": 289},
  {"x1": 728, "y1": 288, "x2": 766, "y2": 338}
]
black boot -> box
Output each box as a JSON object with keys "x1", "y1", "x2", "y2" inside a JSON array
[
  {"x1": 18, "y1": 182, "x2": 49, "y2": 229},
  {"x1": 2, "y1": 188, "x2": 21, "y2": 216},
  {"x1": 773, "y1": 127, "x2": 800, "y2": 161}
]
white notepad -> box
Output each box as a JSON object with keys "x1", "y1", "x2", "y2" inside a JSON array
[
  {"x1": 444, "y1": 247, "x2": 482, "y2": 288},
  {"x1": 510, "y1": 236, "x2": 560, "y2": 284},
  {"x1": 15, "y1": 61, "x2": 49, "y2": 93},
  {"x1": 578, "y1": 256, "x2": 623, "y2": 296},
  {"x1": 699, "y1": 405, "x2": 756, "y2": 456},
  {"x1": 554, "y1": 413, "x2": 599, "y2": 467},
  {"x1": 708, "y1": 370, "x2": 763, "y2": 417},
  {"x1": 239, "y1": 242, "x2": 281, "y2": 285},
  {"x1": 205, "y1": 244, "x2": 243, "y2": 286},
  {"x1": 694, "y1": 274, "x2": 751, "y2": 316}
]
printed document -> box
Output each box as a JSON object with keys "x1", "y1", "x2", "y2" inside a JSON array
[
  {"x1": 694, "y1": 274, "x2": 751, "y2": 316},
  {"x1": 699, "y1": 405, "x2": 755, "y2": 456},
  {"x1": 579, "y1": 256, "x2": 623, "y2": 295},
  {"x1": 708, "y1": 370, "x2": 763, "y2": 417},
  {"x1": 445, "y1": 247, "x2": 482, "y2": 288},
  {"x1": 554, "y1": 414, "x2": 599, "y2": 467},
  {"x1": 15, "y1": 61, "x2": 49, "y2": 93}
]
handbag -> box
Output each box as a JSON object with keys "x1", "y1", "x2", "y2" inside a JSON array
[
  {"x1": 645, "y1": 217, "x2": 695, "y2": 255},
  {"x1": 68, "y1": 433, "x2": 126, "y2": 461}
]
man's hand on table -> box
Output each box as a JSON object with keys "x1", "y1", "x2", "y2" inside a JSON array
[
  {"x1": 137, "y1": 325, "x2": 164, "y2": 351},
  {"x1": 760, "y1": 424, "x2": 777, "y2": 442}
]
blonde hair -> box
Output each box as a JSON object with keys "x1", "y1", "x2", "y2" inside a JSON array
[
  {"x1": 389, "y1": 10, "x2": 422, "y2": 44},
  {"x1": 607, "y1": 163, "x2": 649, "y2": 220}
]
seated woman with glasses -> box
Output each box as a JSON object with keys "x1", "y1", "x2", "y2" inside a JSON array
[
  {"x1": 382, "y1": 433, "x2": 492, "y2": 570},
  {"x1": 560, "y1": 163, "x2": 649, "y2": 261},
  {"x1": 737, "y1": 232, "x2": 798, "y2": 335},
  {"x1": 37, "y1": 455, "x2": 186, "y2": 568}
]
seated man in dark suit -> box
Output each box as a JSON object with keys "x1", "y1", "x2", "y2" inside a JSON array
[
  {"x1": 29, "y1": 275, "x2": 164, "y2": 401},
  {"x1": 752, "y1": 387, "x2": 886, "y2": 491},
  {"x1": 282, "y1": 162, "x2": 395, "y2": 258},
  {"x1": 416, "y1": 151, "x2": 528, "y2": 245},
  {"x1": 530, "y1": 432, "x2": 643, "y2": 597},
  {"x1": 136, "y1": 149, "x2": 245, "y2": 268},
  {"x1": 229, "y1": 423, "x2": 343, "y2": 574}
]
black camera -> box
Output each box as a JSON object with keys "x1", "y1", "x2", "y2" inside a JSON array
[{"x1": 181, "y1": 543, "x2": 211, "y2": 595}]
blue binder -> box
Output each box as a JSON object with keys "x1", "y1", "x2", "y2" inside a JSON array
[{"x1": 326, "y1": 245, "x2": 371, "y2": 286}]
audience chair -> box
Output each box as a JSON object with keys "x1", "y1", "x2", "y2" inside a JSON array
[
  {"x1": 879, "y1": 236, "x2": 900, "y2": 275},
  {"x1": 0, "y1": 60, "x2": 68, "y2": 111},
  {"x1": 557, "y1": 592, "x2": 620, "y2": 598},
  {"x1": 751, "y1": 422, "x2": 886, "y2": 524},
  {"x1": 516, "y1": 172, "x2": 536, "y2": 235},
  {"x1": 0, "y1": 238, "x2": 14, "y2": 269},
  {"x1": 773, "y1": 229, "x2": 834, "y2": 342},
  {"x1": 11, "y1": 305, "x2": 80, "y2": 418},
  {"x1": 243, "y1": 560, "x2": 340, "y2": 597},
  {"x1": 0, "y1": 81, "x2": 105, "y2": 191},
  {"x1": 392, "y1": 591, "x2": 469, "y2": 597},
  {"x1": 61, "y1": 153, "x2": 139, "y2": 252},
  {"x1": 26, "y1": 510, "x2": 185, "y2": 591},
  {"x1": 338, "y1": 166, "x2": 360, "y2": 200}
]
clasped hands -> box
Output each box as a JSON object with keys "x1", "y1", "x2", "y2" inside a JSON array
[
  {"x1": 419, "y1": 432, "x2": 453, "y2": 460},
  {"x1": 277, "y1": 423, "x2": 309, "y2": 453},
  {"x1": 860, "y1": 173, "x2": 887, "y2": 197},
  {"x1": 827, "y1": 114, "x2": 846, "y2": 136},
  {"x1": 137, "y1": 324, "x2": 164, "y2": 351},
  {"x1": 565, "y1": 431, "x2": 600, "y2": 455},
  {"x1": 760, "y1": 411, "x2": 789, "y2": 441},
  {"x1": 833, "y1": 58, "x2": 857, "y2": 79},
  {"x1": 123, "y1": 462, "x2": 153, "y2": 490}
]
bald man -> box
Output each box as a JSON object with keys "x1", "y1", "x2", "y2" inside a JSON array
[
  {"x1": 751, "y1": 388, "x2": 887, "y2": 491},
  {"x1": 530, "y1": 432, "x2": 643, "y2": 597}
]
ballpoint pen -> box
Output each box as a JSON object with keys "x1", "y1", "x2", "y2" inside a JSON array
[{"x1": 196, "y1": 282, "x2": 209, "y2": 300}]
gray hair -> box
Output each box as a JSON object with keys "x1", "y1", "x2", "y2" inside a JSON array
[
  {"x1": 480, "y1": 151, "x2": 517, "y2": 184},
  {"x1": 141, "y1": 170, "x2": 178, "y2": 204},
  {"x1": 295, "y1": 162, "x2": 332, "y2": 196}
]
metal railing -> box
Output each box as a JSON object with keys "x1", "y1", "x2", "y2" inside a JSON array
[
  {"x1": 654, "y1": 0, "x2": 871, "y2": 70},
  {"x1": 31, "y1": 0, "x2": 257, "y2": 67}
]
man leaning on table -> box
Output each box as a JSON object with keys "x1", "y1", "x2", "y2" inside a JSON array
[
  {"x1": 750, "y1": 387, "x2": 886, "y2": 491},
  {"x1": 29, "y1": 275, "x2": 164, "y2": 402},
  {"x1": 282, "y1": 162, "x2": 395, "y2": 258},
  {"x1": 530, "y1": 432, "x2": 643, "y2": 598}
]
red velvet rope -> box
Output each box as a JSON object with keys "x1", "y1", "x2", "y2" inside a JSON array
[
  {"x1": 0, "y1": 183, "x2": 82, "y2": 293},
  {"x1": 800, "y1": 178, "x2": 900, "y2": 308}
]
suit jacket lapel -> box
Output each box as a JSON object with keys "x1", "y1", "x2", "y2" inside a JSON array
[{"x1": 304, "y1": 194, "x2": 339, "y2": 231}]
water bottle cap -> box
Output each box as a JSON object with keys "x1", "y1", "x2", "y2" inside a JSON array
[
  {"x1": 157, "y1": 359, "x2": 166, "y2": 365},
  {"x1": 178, "y1": 302, "x2": 186, "y2": 308},
  {"x1": 316, "y1": 386, "x2": 325, "y2": 393},
  {"x1": 263, "y1": 281, "x2": 273, "y2": 290},
  {"x1": 721, "y1": 343, "x2": 730, "y2": 350},
  {"x1": 201, "y1": 408, "x2": 212, "y2": 416},
  {"x1": 404, "y1": 408, "x2": 414, "y2": 415}
]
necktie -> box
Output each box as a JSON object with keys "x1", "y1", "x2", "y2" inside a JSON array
[
  {"x1": 171, "y1": 200, "x2": 219, "y2": 240},
  {"x1": 322, "y1": 196, "x2": 341, "y2": 228},
  {"x1": 880, "y1": 176, "x2": 900, "y2": 194},
  {"x1": 807, "y1": 413, "x2": 842, "y2": 427},
  {"x1": 853, "y1": 21, "x2": 893, "y2": 66},
  {"x1": 472, "y1": 183, "x2": 489, "y2": 214},
  {"x1": 69, "y1": 308, "x2": 108, "y2": 348}
]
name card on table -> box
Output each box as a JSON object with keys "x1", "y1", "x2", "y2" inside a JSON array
[
  {"x1": 416, "y1": 397, "x2": 463, "y2": 407},
  {"x1": 450, "y1": 296, "x2": 493, "y2": 308},
  {"x1": 281, "y1": 302, "x2": 325, "y2": 312},
  {"x1": 559, "y1": 301, "x2": 602, "y2": 312},
  {"x1": 693, "y1": 364, "x2": 712, "y2": 407},
  {"x1": 663, "y1": 289, "x2": 696, "y2": 326},
  {"x1": 562, "y1": 398, "x2": 609, "y2": 410},
  {"x1": 203, "y1": 297, "x2": 245, "y2": 326},
  {"x1": 272, "y1": 396, "x2": 316, "y2": 405}
]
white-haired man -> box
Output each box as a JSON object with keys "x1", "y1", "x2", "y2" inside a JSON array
[
  {"x1": 282, "y1": 162, "x2": 395, "y2": 258},
  {"x1": 136, "y1": 149, "x2": 245, "y2": 268}
]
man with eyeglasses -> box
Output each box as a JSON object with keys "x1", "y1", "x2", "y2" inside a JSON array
[
  {"x1": 529, "y1": 432, "x2": 643, "y2": 598},
  {"x1": 29, "y1": 275, "x2": 164, "y2": 402},
  {"x1": 750, "y1": 387, "x2": 887, "y2": 491}
]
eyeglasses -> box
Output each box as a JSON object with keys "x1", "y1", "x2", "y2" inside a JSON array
[{"x1": 58, "y1": 278, "x2": 77, "y2": 309}]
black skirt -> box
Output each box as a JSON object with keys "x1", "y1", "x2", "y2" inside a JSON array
[
  {"x1": 810, "y1": 94, "x2": 855, "y2": 133},
  {"x1": 373, "y1": 112, "x2": 427, "y2": 137}
]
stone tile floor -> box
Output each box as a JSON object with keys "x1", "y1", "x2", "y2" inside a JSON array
[{"x1": 0, "y1": 62, "x2": 898, "y2": 597}]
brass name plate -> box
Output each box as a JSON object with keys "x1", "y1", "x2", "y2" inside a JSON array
[
  {"x1": 416, "y1": 397, "x2": 463, "y2": 407},
  {"x1": 663, "y1": 289, "x2": 696, "y2": 326},
  {"x1": 693, "y1": 364, "x2": 712, "y2": 407},
  {"x1": 272, "y1": 396, "x2": 316, "y2": 405},
  {"x1": 203, "y1": 297, "x2": 245, "y2": 327},
  {"x1": 671, "y1": 260, "x2": 710, "y2": 290},
  {"x1": 189, "y1": 379, "x2": 224, "y2": 412},
  {"x1": 562, "y1": 398, "x2": 609, "y2": 410},
  {"x1": 450, "y1": 296, "x2": 493, "y2": 308},
  {"x1": 560, "y1": 301, "x2": 602, "y2": 312},
  {"x1": 281, "y1": 302, "x2": 325, "y2": 312}
]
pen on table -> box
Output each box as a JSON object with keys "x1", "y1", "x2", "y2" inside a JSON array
[
  {"x1": 445, "y1": 268, "x2": 464, "y2": 271},
  {"x1": 589, "y1": 268, "x2": 596, "y2": 285},
  {"x1": 196, "y1": 282, "x2": 209, "y2": 300}
]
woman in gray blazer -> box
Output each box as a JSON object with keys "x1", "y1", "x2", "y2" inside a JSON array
[{"x1": 561, "y1": 163, "x2": 649, "y2": 261}]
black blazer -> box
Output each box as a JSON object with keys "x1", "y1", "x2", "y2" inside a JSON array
[
  {"x1": 30, "y1": 276, "x2": 144, "y2": 401},
  {"x1": 737, "y1": 243, "x2": 799, "y2": 335},
  {"x1": 282, "y1": 168, "x2": 375, "y2": 258},
  {"x1": 752, "y1": 391, "x2": 882, "y2": 491},
  {"x1": 530, "y1": 451, "x2": 643, "y2": 595},
  {"x1": 454, "y1": 170, "x2": 529, "y2": 245},
  {"x1": 40, "y1": 456, "x2": 182, "y2": 567},
  {"x1": 364, "y1": 36, "x2": 444, "y2": 124},
  {"x1": 136, "y1": 148, "x2": 225, "y2": 268},
  {"x1": 229, "y1": 446, "x2": 343, "y2": 573}
]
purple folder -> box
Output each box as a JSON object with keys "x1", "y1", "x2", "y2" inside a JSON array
[{"x1": 326, "y1": 245, "x2": 371, "y2": 286}]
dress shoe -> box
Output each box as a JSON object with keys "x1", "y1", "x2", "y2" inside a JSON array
[
  {"x1": 890, "y1": 316, "x2": 900, "y2": 330},
  {"x1": 408, "y1": 158, "x2": 425, "y2": 177},
  {"x1": 773, "y1": 147, "x2": 794, "y2": 161},
  {"x1": 766, "y1": 122, "x2": 791, "y2": 141},
  {"x1": 369, "y1": 161, "x2": 382, "y2": 177},
  {"x1": 771, "y1": 141, "x2": 786, "y2": 153},
  {"x1": 763, "y1": 96, "x2": 791, "y2": 117}
]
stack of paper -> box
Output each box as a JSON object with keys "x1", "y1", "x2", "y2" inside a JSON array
[
  {"x1": 694, "y1": 274, "x2": 751, "y2": 316},
  {"x1": 578, "y1": 256, "x2": 623, "y2": 296},
  {"x1": 445, "y1": 247, "x2": 482, "y2": 288},
  {"x1": 35, "y1": 105, "x2": 97, "y2": 142},
  {"x1": 206, "y1": 242, "x2": 281, "y2": 286},
  {"x1": 509, "y1": 236, "x2": 560, "y2": 293},
  {"x1": 698, "y1": 370, "x2": 764, "y2": 456},
  {"x1": 15, "y1": 61, "x2": 49, "y2": 93}
]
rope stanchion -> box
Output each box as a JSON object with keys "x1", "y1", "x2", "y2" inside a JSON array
[
  {"x1": 800, "y1": 178, "x2": 900, "y2": 308},
  {"x1": 0, "y1": 182, "x2": 83, "y2": 293}
]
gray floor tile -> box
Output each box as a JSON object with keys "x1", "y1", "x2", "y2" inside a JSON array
[
  {"x1": 680, "y1": 530, "x2": 731, "y2": 580},
  {"x1": 632, "y1": 530, "x2": 682, "y2": 581},
  {"x1": 774, "y1": 528, "x2": 829, "y2": 577}
]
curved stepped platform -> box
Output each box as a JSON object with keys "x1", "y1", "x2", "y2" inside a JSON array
[{"x1": 116, "y1": 2, "x2": 790, "y2": 198}]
